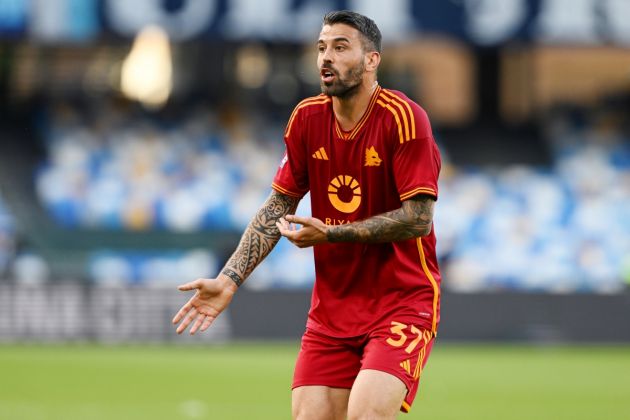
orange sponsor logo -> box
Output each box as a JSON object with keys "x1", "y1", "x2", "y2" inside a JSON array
[{"x1": 327, "y1": 175, "x2": 361, "y2": 213}]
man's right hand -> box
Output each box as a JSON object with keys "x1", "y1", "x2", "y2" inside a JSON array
[{"x1": 172, "y1": 275, "x2": 238, "y2": 335}]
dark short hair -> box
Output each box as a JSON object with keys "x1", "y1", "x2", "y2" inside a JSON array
[{"x1": 322, "y1": 10, "x2": 382, "y2": 53}]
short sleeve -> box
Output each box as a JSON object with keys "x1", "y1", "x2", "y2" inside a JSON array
[
  {"x1": 271, "y1": 107, "x2": 309, "y2": 198},
  {"x1": 393, "y1": 107, "x2": 441, "y2": 201}
]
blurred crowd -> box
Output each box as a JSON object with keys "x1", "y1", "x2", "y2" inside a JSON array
[
  {"x1": 3, "y1": 100, "x2": 627, "y2": 293},
  {"x1": 440, "y1": 106, "x2": 630, "y2": 293},
  {"x1": 439, "y1": 156, "x2": 629, "y2": 293},
  {"x1": 31, "y1": 99, "x2": 316, "y2": 289},
  {"x1": 35, "y1": 101, "x2": 281, "y2": 231}
]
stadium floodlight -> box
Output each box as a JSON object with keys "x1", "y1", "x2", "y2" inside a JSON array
[{"x1": 121, "y1": 25, "x2": 173, "y2": 109}]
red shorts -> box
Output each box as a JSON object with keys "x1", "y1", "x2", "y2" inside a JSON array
[{"x1": 292, "y1": 319, "x2": 435, "y2": 413}]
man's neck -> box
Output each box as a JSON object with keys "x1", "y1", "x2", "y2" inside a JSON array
[{"x1": 332, "y1": 80, "x2": 378, "y2": 132}]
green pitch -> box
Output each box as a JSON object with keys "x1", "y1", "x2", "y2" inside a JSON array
[{"x1": 1, "y1": 343, "x2": 629, "y2": 420}]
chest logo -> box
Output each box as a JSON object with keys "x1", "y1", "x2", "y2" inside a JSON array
[
  {"x1": 312, "y1": 147, "x2": 329, "y2": 160},
  {"x1": 365, "y1": 146, "x2": 382, "y2": 167},
  {"x1": 328, "y1": 175, "x2": 361, "y2": 213}
]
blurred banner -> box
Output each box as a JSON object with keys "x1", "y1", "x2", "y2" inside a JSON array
[
  {"x1": 2, "y1": 284, "x2": 630, "y2": 343},
  {"x1": 1, "y1": 0, "x2": 630, "y2": 45},
  {"x1": 0, "y1": 283, "x2": 231, "y2": 342}
]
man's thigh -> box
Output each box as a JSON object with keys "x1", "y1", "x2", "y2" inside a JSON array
[
  {"x1": 347, "y1": 369, "x2": 407, "y2": 420},
  {"x1": 292, "y1": 386, "x2": 350, "y2": 420}
]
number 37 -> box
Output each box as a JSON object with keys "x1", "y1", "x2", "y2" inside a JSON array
[{"x1": 386, "y1": 321, "x2": 425, "y2": 354}]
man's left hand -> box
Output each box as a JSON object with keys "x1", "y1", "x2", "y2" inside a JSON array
[{"x1": 276, "y1": 215, "x2": 328, "y2": 248}]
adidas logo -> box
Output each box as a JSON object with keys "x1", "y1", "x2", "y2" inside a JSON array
[{"x1": 312, "y1": 147, "x2": 329, "y2": 160}]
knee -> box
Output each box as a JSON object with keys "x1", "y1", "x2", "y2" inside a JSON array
[
  {"x1": 292, "y1": 398, "x2": 310, "y2": 420},
  {"x1": 292, "y1": 386, "x2": 349, "y2": 420},
  {"x1": 292, "y1": 399, "x2": 335, "y2": 420}
]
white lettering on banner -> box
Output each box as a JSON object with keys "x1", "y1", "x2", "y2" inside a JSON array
[
  {"x1": 0, "y1": 284, "x2": 233, "y2": 342},
  {"x1": 52, "y1": 284, "x2": 83, "y2": 338},
  {"x1": 10, "y1": 285, "x2": 82, "y2": 339},
  {"x1": 535, "y1": 0, "x2": 599, "y2": 44},
  {"x1": 93, "y1": 287, "x2": 119, "y2": 339},
  {"x1": 464, "y1": 0, "x2": 526, "y2": 45},
  {"x1": 603, "y1": 0, "x2": 630, "y2": 45},
  {"x1": 105, "y1": 0, "x2": 218, "y2": 41},
  {"x1": 0, "y1": 286, "x2": 11, "y2": 336},
  {"x1": 14, "y1": 286, "x2": 48, "y2": 338},
  {"x1": 348, "y1": 0, "x2": 412, "y2": 41},
  {"x1": 18, "y1": 0, "x2": 630, "y2": 45},
  {"x1": 113, "y1": 289, "x2": 137, "y2": 340},
  {"x1": 221, "y1": 0, "x2": 411, "y2": 42}
]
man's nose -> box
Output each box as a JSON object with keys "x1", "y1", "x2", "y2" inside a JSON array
[{"x1": 321, "y1": 48, "x2": 333, "y2": 63}]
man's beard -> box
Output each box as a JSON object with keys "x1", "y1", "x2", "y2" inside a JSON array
[{"x1": 320, "y1": 61, "x2": 365, "y2": 99}]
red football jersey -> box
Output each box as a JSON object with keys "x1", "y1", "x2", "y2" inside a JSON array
[{"x1": 272, "y1": 86, "x2": 442, "y2": 336}]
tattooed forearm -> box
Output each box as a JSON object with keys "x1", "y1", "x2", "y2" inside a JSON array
[
  {"x1": 327, "y1": 195, "x2": 435, "y2": 243},
  {"x1": 221, "y1": 190, "x2": 299, "y2": 286},
  {"x1": 221, "y1": 268, "x2": 243, "y2": 287}
]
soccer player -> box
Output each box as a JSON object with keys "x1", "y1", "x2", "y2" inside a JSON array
[{"x1": 173, "y1": 10, "x2": 441, "y2": 419}]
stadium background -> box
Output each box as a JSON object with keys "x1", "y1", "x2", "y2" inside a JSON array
[{"x1": 0, "y1": 0, "x2": 629, "y2": 419}]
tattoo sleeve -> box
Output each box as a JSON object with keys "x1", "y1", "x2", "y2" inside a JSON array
[
  {"x1": 221, "y1": 190, "x2": 299, "y2": 287},
  {"x1": 327, "y1": 194, "x2": 435, "y2": 243}
]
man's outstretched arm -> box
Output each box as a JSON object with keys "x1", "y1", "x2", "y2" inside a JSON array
[
  {"x1": 221, "y1": 190, "x2": 300, "y2": 286},
  {"x1": 172, "y1": 190, "x2": 300, "y2": 334},
  {"x1": 276, "y1": 194, "x2": 434, "y2": 247}
]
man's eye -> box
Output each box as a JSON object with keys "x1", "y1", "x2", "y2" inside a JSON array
[{"x1": 335, "y1": 46, "x2": 345, "y2": 51}]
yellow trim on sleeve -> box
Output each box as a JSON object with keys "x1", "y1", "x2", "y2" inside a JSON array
[
  {"x1": 271, "y1": 182, "x2": 304, "y2": 198},
  {"x1": 400, "y1": 187, "x2": 437, "y2": 201}
]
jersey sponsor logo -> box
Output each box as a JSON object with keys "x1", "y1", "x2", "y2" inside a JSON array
[
  {"x1": 312, "y1": 147, "x2": 329, "y2": 160},
  {"x1": 324, "y1": 217, "x2": 351, "y2": 225},
  {"x1": 364, "y1": 146, "x2": 382, "y2": 167},
  {"x1": 327, "y1": 175, "x2": 361, "y2": 213}
]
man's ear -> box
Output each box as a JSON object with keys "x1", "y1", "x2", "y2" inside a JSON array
[{"x1": 365, "y1": 51, "x2": 380, "y2": 72}]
